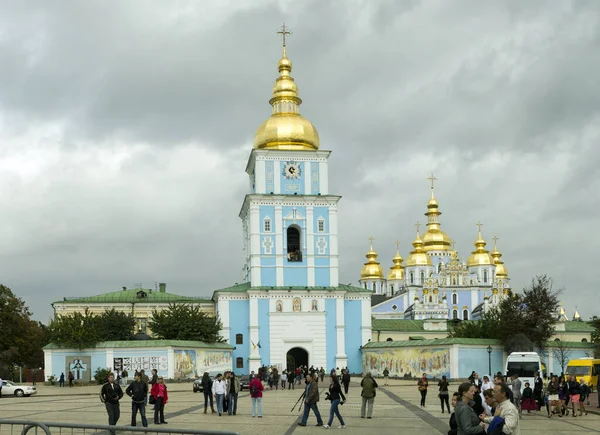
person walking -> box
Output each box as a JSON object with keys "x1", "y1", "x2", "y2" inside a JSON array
[
  {"x1": 382, "y1": 368, "x2": 389, "y2": 386},
  {"x1": 481, "y1": 383, "x2": 520, "y2": 435},
  {"x1": 568, "y1": 375, "x2": 581, "y2": 417},
  {"x1": 342, "y1": 370, "x2": 351, "y2": 395},
  {"x1": 298, "y1": 373, "x2": 324, "y2": 427},
  {"x1": 68, "y1": 371, "x2": 74, "y2": 388},
  {"x1": 579, "y1": 380, "x2": 589, "y2": 416},
  {"x1": 510, "y1": 374, "x2": 522, "y2": 414},
  {"x1": 59, "y1": 373, "x2": 65, "y2": 387},
  {"x1": 201, "y1": 373, "x2": 215, "y2": 414},
  {"x1": 150, "y1": 376, "x2": 168, "y2": 424},
  {"x1": 125, "y1": 372, "x2": 148, "y2": 428},
  {"x1": 418, "y1": 373, "x2": 429, "y2": 407},
  {"x1": 288, "y1": 369, "x2": 295, "y2": 390},
  {"x1": 455, "y1": 383, "x2": 485, "y2": 435},
  {"x1": 438, "y1": 375, "x2": 451, "y2": 413},
  {"x1": 360, "y1": 372, "x2": 378, "y2": 419},
  {"x1": 228, "y1": 372, "x2": 240, "y2": 416},
  {"x1": 249, "y1": 374, "x2": 264, "y2": 417},
  {"x1": 100, "y1": 373, "x2": 124, "y2": 435},
  {"x1": 149, "y1": 369, "x2": 158, "y2": 386},
  {"x1": 121, "y1": 369, "x2": 128, "y2": 386},
  {"x1": 533, "y1": 371, "x2": 543, "y2": 410},
  {"x1": 324, "y1": 375, "x2": 346, "y2": 429},
  {"x1": 212, "y1": 373, "x2": 227, "y2": 416}
]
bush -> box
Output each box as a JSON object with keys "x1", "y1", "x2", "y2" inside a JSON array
[
  {"x1": 48, "y1": 375, "x2": 56, "y2": 386},
  {"x1": 94, "y1": 367, "x2": 112, "y2": 385}
]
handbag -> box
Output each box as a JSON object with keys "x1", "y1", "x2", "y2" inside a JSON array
[{"x1": 149, "y1": 394, "x2": 156, "y2": 404}]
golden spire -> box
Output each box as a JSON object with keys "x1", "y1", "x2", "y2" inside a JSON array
[
  {"x1": 253, "y1": 23, "x2": 320, "y2": 151},
  {"x1": 490, "y1": 235, "x2": 508, "y2": 277},
  {"x1": 422, "y1": 173, "x2": 452, "y2": 252},
  {"x1": 405, "y1": 222, "x2": 433, "y2": 266},
  {"x1": 573, "y1": 309, "x2": 581, "y2": 321},
  {"x1": 387, "y1": 240, "x2": 405, "y2": 281},
  {"x1": 467, "y1": 222, "x2": 494, "y2": 266},
  {"x1": 360, "y1": 237, "x2": 384, "y2": 280}
]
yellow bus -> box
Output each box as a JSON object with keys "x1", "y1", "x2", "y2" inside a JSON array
[{"x1": 565, "y1": 358, "x2": 600, "y2": 391}]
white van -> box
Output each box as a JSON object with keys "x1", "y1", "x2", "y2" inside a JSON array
[{"x1": 505, "y1": 352, "x2": 544, "y2": 394}]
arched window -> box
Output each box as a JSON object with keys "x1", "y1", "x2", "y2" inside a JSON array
[
  {"x1": 372, "y1": 282, "x2": 376, "y2": 291},
  {"x1": 582, "y1": 338, "x2": 588, "y2": 342},
  {"x1": 236, "y1": 357, "x2": 244, "y2": 369},
  {"x1": 364, "y1": 282, "x2": 367, "y2": 289},
  {"x1": 463, "y1": 310, "x2": 469, "y2": 320},
  {"x1": 390, "y1": 285, "x2": 394, "y2": 294},
  {"x1": 410, "y1": 272, "x2": 414, "y2": 284},
  {"x1": 235, "y1": 334, "x2": 243, "y2": 345},
  {"x1": 287, "y1": 225, "x2": 302, "y2": 262},
  {"x1": 438, "y1": 263, "x2": 442, "y2": 273},
  {"x1": 429, "y1": 296, "x2": 433, "y2": 303},
  {"x1": 452, "y1": 310, "x2": 458, "y2": 319},
  {"x1": 554, "y1": 338, "x2": 560, "y2": 342},
  {"x1": 420, "y1": 271, "x2": 425, "y2": 283},
  {"x1": 452, "y1": 293, "x2": 457, "y2": 304},
  {"x1": 483, "y1": 270, "x2": 488, "y2": 283},
  {"x1": 386, "y1": 337, "x2": 393, "y2": 342}
]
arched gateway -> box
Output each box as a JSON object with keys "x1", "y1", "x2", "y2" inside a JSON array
[{"x1": 286, "y1": 347, "x2": 309, "y2": 370}]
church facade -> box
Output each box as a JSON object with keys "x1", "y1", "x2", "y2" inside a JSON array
[{"x1": 213, "y1": 42, "x2": 371, "y2": 375}]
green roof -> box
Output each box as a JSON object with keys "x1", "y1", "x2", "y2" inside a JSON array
[
  {"x1": 54, "y1": 288, "x2": 213, "y2": 305},
  {"x1": 213, "y1": 282, "x2": 371, "y2": 294},
  {"x1": 372, "y1": 319, "x2": 427, "y2": 332},
  {"x1": 44, "y1": 340, "x2": 234, "y2": 350},
  {"x1": 564, "y1": 321, "x2": 596, "y2": 332},
  {"x1": 363, "y1": 338, "x2": 596, "y2": 350}
]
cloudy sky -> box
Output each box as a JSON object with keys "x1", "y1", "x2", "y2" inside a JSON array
[{"x1": 1, "y1": 0, "x2": 599, "y2": 322}]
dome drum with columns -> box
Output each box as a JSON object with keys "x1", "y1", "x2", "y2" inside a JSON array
[{"x1": 364, "y1": 175, "x2": 511, "y2": 321}]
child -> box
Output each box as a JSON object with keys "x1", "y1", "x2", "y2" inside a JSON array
[{"x1": 521, "y1": 382, "x2": 536, "y2": 413}]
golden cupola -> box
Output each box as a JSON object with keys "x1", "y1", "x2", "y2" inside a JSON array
[
  {"x1": 490, "y1": 237, "x2": 508, "y2": 278},
  {"x1": 253, "y1": 40, "x2": 320, "y2": 151},
  {"x1": 405, "y1": 227, "x2": 433, "y2": 267},
  {"x1": 387, "y1": 243, "x2": 405, "y2": 281},
  {"x1": 360, "y1": 239, "x2": 384, "y2": 280},
  {"x1": 422, "y1": 175, "x2": 452, "y2": 252},
  {"x1": 467, "y1": 225, "x2": 494, "y2": 267}
]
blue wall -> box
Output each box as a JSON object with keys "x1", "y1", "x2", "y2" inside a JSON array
[
  {"x1": 50, "y1": 350, "x2": 106, "y2": 381},
  {"x1": 258, "y1": 299, "x2": 271, "y2": 366},
  {"x1": 265, "y1": 161, "x2": 274, "y2": 193},
  {"x1": 325, "y1": 299, "x2": 337, "y2": 371},
  {"x1": 229, "y1": 300, "x2": 250, "y2": 374},
  {"x1": 310, "y1": 163, "x2": 320, "y2": 194},
  {"x1": 458, "y1": 347, "x2": 504, "y2": 378},
  {"x1": 344, "y1": 300, "x2": 363, "y2": 373},
  {"x1": 315, "y1": 267, "x2": 330, "y2": 287},
  {"x1": 284, "y1": 267, "x2": 308, "y2": 286}
]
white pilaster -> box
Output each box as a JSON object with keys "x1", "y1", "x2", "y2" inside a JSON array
[
  {"x1": 304, "y1": 161, "x2": 311, "y2": 194},
  {"x1": 319, "y1": 161, "x2": 329, "y2": 194},
  {"x1": 274, "y1": 160, "x2": 281, "y2": 194},
  {"x1": 335, "y1": 297, "x2": 347, "y2": 368},
  {"x1": 255, "y1": 159, "x2": 266, "y2": 194},
  {"x1": 167, "y1": 348, "x2": 175, "y2": 379},
  {"x1": 329, "y1": 207, "x2": 339, "y2": 287},
  {"x1": 250, "y1": 204, "x2": 261, "y2": 286},
  {"x1": 275, "y1": 205, "x2": 284, "y2": 286},
  {"x1": 106, "y1": 349, "x2": 114, "y2": 371},
  {"x1": 471, "y1": 290, "x2": 478, "y2": 313},
  {"x1": 44, "y1": 350, "x2": 52, "y2": 382},
  {"x1": 450, "y1": 345, "x2": 460, "y2": 379},
  {"x1": 361, "y1": 296, "x2": 372, "y2": 346},
  {"x1": 219, "y1": 298, "x2": 231, "y2": 341},
  {"x1": 307, "y1": 205, "x2": 315, "y2": 286}
]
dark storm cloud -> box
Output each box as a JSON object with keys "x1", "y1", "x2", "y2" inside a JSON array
[{"x1": 0, "y1": 0, "x2": 599, "y2": 320}]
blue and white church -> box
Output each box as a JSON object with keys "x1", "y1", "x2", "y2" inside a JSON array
[{"x1": 213, "y1": 40, "x2": 372, "y2": 374}]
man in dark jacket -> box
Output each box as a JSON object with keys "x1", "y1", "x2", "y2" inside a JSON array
[
  {"x1": 342, "y1": 370, "x2": 351, "y2": 394},
  {"x1": 298, "y1": 374, "x2": 323, "y2": 427},
  {"x1": 361, "y1": 372, "x2": 378, "y2": 418},
  {"x1": 101, "y1": 373, "x2": 124, "y2": 434},
  {"x1": 126, "y1": 373, "x2": 148, "y2": 427}
]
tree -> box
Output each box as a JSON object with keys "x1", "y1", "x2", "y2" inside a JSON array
[
  {"x1": 0, "y1": 285, "x2": 48, "y2": 371},
  {"x1": 590, "y1": 316, "x2": 600, "y2": 358},
  {"x1": 521, "y1": 275, "x2": 562, "y2": 351},
  {"x1": 48, "y1": 309, "x2": 101, "y2": 350},
  {"x1": 149, "y1": 304, "x2": 224, "y2": 342},
  {"x1": 97, "y1": 309, "x2": 136, "y2": 341},
  {"x1": 551, "y1": 337, "x2": 572, "y2": 374}
]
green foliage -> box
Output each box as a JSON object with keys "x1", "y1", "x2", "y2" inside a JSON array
[
  {"x1": 451, "y1": 275, "x2": 561, "y2": 352},
  {"x1": 0, "y1": 285, "x2": 49, "y2": 368},
  {"x1": 48, "y1": 375, "x2": 57, "y2": 386},
  {"x1": 48, "y1": 309, "x2": 101, "y2": 350},
  {"x1": 149, "y1": 304, "x2": 224, "y2": 342},
  {"x1": 591, "y1": 316, "x2": 600, "y2": 358},
  {"x1": 94, "y1": 367, "x2": 112, "y2": 385},
  {"x1": 97, "y1": 309, "x2": 136, "y2": 341}
]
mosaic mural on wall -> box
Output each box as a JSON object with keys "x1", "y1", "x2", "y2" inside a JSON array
[{"x1": 362, "y1": 347, "x2": 451, "y2": 379}]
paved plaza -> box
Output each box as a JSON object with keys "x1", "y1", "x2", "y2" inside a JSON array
[{"x1": 1, "y1": 379, "x2": 599, "y2": 435}]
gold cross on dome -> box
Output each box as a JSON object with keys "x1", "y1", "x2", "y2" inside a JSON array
[
  {"x1": 493, "y1": 235, "x2": 498, "y2": 245},
  {"x1": 476, "y1": 221, "x2": 483, "y2": 233},
  {"x1": 427, "y1": 173, "x2": 437, "y2": 190},
  {"x1": 395, "y1": 240, "x2": 401, "y2": 250},
  {"x1": 368, "y1": 236, "x2": 375, "y2": 248},
  {"x1": 277, "y1": 23, "x2": 292, "y2": 47},
  {"x1": 451, "y1": 239, "x2": 456, "y2": 250},
  {"x1": 415, "y1": 222, "x2": 421, "y2": 233}
]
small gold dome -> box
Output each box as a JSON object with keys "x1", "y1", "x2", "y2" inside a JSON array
[
  {"x1": 253, "y1": 49, "x2": 320, "y2": 151},
  {"x1": 405, "y1": 231, "x2": 433, "y2": 267},
  {"x1": 490, "y1": 238, "x2": 508, "y2": 277},
  {"x1": 387, "y1": 247, "x2": 405, "y2": 281},
  {"x1": 360, "y1": 239, "x2": 384, "y2": 280},
  {"x1": 423, "y1": 192, "x2": 452, "y2": 252},
  {"x1": 467, "y1": 229, "x2": 494, "y2": 266}
]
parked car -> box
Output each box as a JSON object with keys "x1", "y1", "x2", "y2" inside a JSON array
[
  {"x1": 1, "y1": 380, "x2": 37, "y2": 397},
  {"x1": 239, "y1": 375, "x2": 250, "y2": 390},
  {"x1": 193, "y1": 376, "x2": 214, "y2": 393}
]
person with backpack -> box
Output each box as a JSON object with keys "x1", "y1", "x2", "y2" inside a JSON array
[{"x1": 249, "y1": 374, "x2": 264, "y2": 417}]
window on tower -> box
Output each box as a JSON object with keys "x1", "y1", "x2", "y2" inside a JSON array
[
  {"x1": 420, "y1": 271, "x2": 424, "y2": 283},
  {"x1": 483, "y1": 270, "x2": 488, "y2": 283},
  {"x1": 264, "y1": 218, "x2": 271, "y2": 232},
  {"x1": 452, "y1": 293, "x2": 457, "y2": 305},
  {"x1": 287, "y1": 225, "x2": 302, "y2": 262},
  {"x1": 236, "y1": 357, "x2": 244, "y2": 369},
  {"x1": 318, "y1": 219, "x2": 325, "y2": 232},
  {"x1": 235, "y1": 334, "x2": 243, "y2": 345},
  {"x1": 453, "y1": 309, "x2": 458, "y2": 319},
  {"x1": 372, "y1": 282, "x2": 376, "y2": 291},
  {"x1": 463, "y1": 309, "x2": 469, "y2": 320},
  {"x1": 410, "y1": 272, "x2": 414, "y2": 284}
]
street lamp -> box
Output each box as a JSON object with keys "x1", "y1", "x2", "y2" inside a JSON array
[{"x1": 486, "y1": 345, "x2": 492, "y2": 376}]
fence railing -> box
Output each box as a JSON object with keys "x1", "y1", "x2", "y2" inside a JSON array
[{"x1": 0, "y1": 419, "x2": 238, "y2": 435}]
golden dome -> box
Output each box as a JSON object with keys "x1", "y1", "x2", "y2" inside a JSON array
[
  {"x1": 405, "y1": 229, "x2": 433, "y2": 267},
  {"x1": 387, "y1": 245, "x2": 405, "y2": 281},
  {"x1": 253, "y1": 47, "x2": 320, "y2": 151},
  {"x1": 423, "y1": 187, "x2": 452, "y2": 252},
  {"x1": 467, "y1": 226, "x2": 494, "y2": 267},
  {"x1": 360, "y1": 239, "x2": 384, "y2": 280},
  {"x1": 490, "y1": 237, "x2": 508, "y2": 277}
]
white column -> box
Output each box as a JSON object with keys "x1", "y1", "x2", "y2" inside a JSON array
[
  {"x1": 44, "y1": 350, "x2": 52, "y2": 382},
  {"x1": 329, "y1": 206, "x2": 339, "y2": 287},
  {"x1": 307, "y1": 205, "x2": 315, "y2": 286},
  {"x1": 248, "y1": 296, "x2": 261, "y2": 372},
  {"x1": 319, "y1": 161, "x2": 329, "y2": 194},
  {"x1": 274, "y1": 160, "x2": 281, "y2": 194},
  {"x1": 167, "y1": 348, "x2": 175, "y2": 379},
  {"x1": 255, "y1": 158, "x2": 266, "y2": 194},
  {"x1": 335, "y1": 296, "x2": 347, "y2": 368},
  {"x1": 275, "y1": 205, "x2": 284, "y2": 286},
  {"x1": 250, "y1": 203, "x2": 261, "y2": 286},
  {"x1": 219, "y1": 298, "x2": 231, "y2": 341},
  {"x1": 450, "y1": 345, "x2": 460, "y2": 379},
  {"x1": 471, "y1": 290, "x2": 478, "y2": 313},
  {"x1": 304, "y1": 161, "x2": 311, "y2": 194},
  {"x1": 106, "y1": 349, "x2": 114, "y2": 371},
  {"x1": 361, "y1": 296, "x2": 372, "y2": 346}
]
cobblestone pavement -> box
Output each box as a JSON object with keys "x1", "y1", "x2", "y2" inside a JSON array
[{"x1": 0, "y1": 379, "x2": 599, "y2": 435}]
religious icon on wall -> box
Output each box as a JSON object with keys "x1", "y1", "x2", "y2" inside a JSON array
[
  {"x1": 311, "y1": 300, "x2": 318, "y2": 311},
  {"x1": 293, "y1": 297, "x2": 301, "y2": 312},
  {"x1": 276, "y1": 300, "x2": 283, "y2": 312}
]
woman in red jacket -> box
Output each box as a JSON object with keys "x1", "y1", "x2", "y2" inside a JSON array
[
  {"x1": 249, "y1": 376, "x2": 264, "y2": 417},
  {"x1": 150, "y1": 376, "x2": 168, "y2": 425}
]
